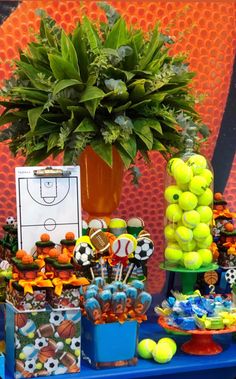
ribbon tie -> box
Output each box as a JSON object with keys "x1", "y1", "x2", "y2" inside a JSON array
[{"x1": 52, "y1": 275, "x2": 89, "y2": 296}]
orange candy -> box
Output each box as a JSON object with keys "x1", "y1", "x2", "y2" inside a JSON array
[
  {"x1": 40, "y1": 233, "x2": 50, "y2": 242},
  {"x1": 22, "y1": 254, "x2": 33, "y2": 264},
  {"x1": 214, "y1": 192, "x2": 223, "y2": 201},
  {"x1": 224, "y1": 222, "x2": 234, "y2": 232},
  {"x1": 58, "y1": 254, "x2": 70, "y2": 264},
  {"x1": 16, "y1": 249, "x2": 27, "y2": 259},
  {"x1": 48, "y1": 248, "x2": 60, "y2": 258},
  {"x1": 65, "y1": 232, "x2": 75, "y2": 240}
]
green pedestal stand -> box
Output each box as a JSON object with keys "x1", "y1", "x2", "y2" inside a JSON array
[{"x1": 160, "y1": 263, "x2": 219, "y2": 294}]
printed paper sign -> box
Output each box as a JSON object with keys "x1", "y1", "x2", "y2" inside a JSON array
[{"x1": 15, "y1": 166, "x2": 81, "y2": 253}]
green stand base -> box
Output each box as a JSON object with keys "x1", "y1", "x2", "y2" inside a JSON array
[{"x1": 160, "y1": 263, "x2": 218, "y2": 294}]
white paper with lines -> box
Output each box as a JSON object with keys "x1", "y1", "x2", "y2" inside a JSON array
[{"x1": 15, "y1": 166, "x2": 81, "y2": 253}]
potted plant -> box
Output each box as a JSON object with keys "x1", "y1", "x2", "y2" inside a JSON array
[{"x1": 0, "y1": 3, "x2": 208, "y2": 219}]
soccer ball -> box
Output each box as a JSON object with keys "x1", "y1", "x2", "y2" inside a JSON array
[
  {"x1": 225, "y1": 269, "x2": 236, "y2": 285},
  {"x1": 34, "y1": 337, "x2": 48, "y2": 349},
  {"x1": 6, "y1": 216, "x2": 15, "y2": 225},
  {"x1": 44, "y1": 358, "x2": 59, "y2": 373},
  {"x1": 134, "y1": 238, "x2": 154, "y2": 261},
  {"x1": 24, "y1": 359, "x2": 36, "y2": 373},
  {"x1": 49, "y1": 311, "x2": 64, "y2": 326},
  {"x1": 73, "y1": 243, "x2": 94, "y2": 266}
]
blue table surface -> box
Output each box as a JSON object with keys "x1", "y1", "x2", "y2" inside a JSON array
[{"x1": 5, "y1": 317, "x2": 236, "y2": 379}]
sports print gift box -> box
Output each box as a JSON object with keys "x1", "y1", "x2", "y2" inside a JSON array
[{"x1": 6, "y1": 303, "x2": 81, "y2": 378}]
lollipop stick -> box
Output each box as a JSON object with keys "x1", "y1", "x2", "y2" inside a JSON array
[
  {"x1": 90, "y1": 266, "x2": 95, "y2": 281},
  {"x1": 123, "y1": 262, "x2": 136, "y2": 283},
  {"x1": 118, "y1": 264, "x2": 123, "y2": 281},
  {"x1": 100, "y1": 257, "x2": 104, "y2": 279},
  {"x1": 115, "y1": 264, "x2": 120, "y2": 281}
]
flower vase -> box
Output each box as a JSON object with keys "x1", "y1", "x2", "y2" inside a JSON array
[{"x1": 79, "y1": 146, "x2": 124, "y2": 222}]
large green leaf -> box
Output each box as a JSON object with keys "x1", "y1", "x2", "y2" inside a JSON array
[
  {"x1": 27, "y1": 107, "x2": 44, "y2": 131},
  {"x1": 48, "y1": 54, "x2": 81, "y2": 80},
  {"x1": 47, "y1": 133, "x2": 59, "y2": 151},
  {"x1": 104, "y1": 18, "x2": 129, "y2": 49},
  {"x1": 79, "y1": 86, "x2": 105, "y2": 103},
  {"x1": 74, "y1": 117, "x2": 97, "y2": 132},
  {"x1": 133, "y1": 119, "x2": 153, "y2": 150},
  {"x1": 152, "y1": 139, "x2": 166, "y2": 151},
  {"x1": 53, "y1": 79, "x2": 83, "y2": 97},
  {"x1": 82, "y1": 16, "x2": 100, "y2": 55},
  {"x1": 90, "y1": 139, "x2": 113, "y2": 167},
  {"x1": 118, "y1": 135, "x2": 137, "y2": 160},
  {"x1": 61, "y1": 31, "x2": 80, "y2": 73},
  {"x1": 115, "y1": 144, "x2": 132, "y2": 168},
  {"x1": 16, "y1": 61, "x2": 51, "y2": 91},
  {"x1": 72, "y1": 24, "x2": 89, "y2": 82},
  {"x1": 138, "y1": 24, "x2": 161, "y2": 70}
]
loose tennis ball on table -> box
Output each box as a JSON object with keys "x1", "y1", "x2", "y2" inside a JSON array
[
  {"x1": 182, "y1": 210, "x2": 201, "y2": 229},
  {"x1": 201, "y1": 168, "x2": 213, "y2": 186},
  {"x1": 187, "y1": 154, "x2": 207, "y2": 175},
  {"x1": 164, "y1": 224, "x2": 177, "y2": 241},
  {"x1": 167, "y1": 158, "x2": 185, "y2": 176},
  {"x1": 175, "y1": 226, "x2": 193, "y2": 243},
  {"x1": 183, "y1": 251, "x2": 203, "y2": 270},
  {"x1": 193, "y1": 223, "x2": 210, "y2": 241},
  {"x1": 196, "y1": 206, "x2": 213, "y2": 223},
  {"x1": 189, "y1": 176, "x2": 207, "y2": 196},
  {"x1": 173, "y1": 163, "x2": 193, "y2": 184},
  {"x1": 152, "y1": 343, "x2": 173, "y2": 363},
  {"x1": 166, "y1": 204, "x2": 183, "y2": 222},
  {"x1": 178, "y1": 239, "x2": 197, "y2": 252},
  {"x1": 164, "y1": 185, "x2": 182, "y2": 203},
  {"x1": 178, "y1": 192, "x2": 198, "y2": 211},
  {"x1": 137, "y1": 339, "x2": 157, "y2": 359},
  {"x1": 197, "y1": 249, "x2": 212, "y2": 266},
  {"x1": 197, "y1": 188, "x2": 213, "y2": 206},
  {"x1": 157, "y1": 338, "x2": 177, "y2": 355},
  {"x1": 164, "y1": 244, "x2": 183, "y2": 264},
  {"x1": 197, "y1": 234, "x2": 213, "y2": 248}
]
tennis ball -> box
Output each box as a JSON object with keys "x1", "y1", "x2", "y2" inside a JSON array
[
  {"x1": 152, "y1": 343, "x2": 173, "y2": 363},
  {"x1": 196, "y1": 206, "x2": 213, "y2": 223},
  {"x1": 157, "y1": 338, "x2": 177, "y2": 355},
  {"x1": 164, "y1": 244, "x2": 183, "y2": 264},
  {"x1": 173, "y1": 163, "x2": 193, "y2": 184},
  {"x1": 167, "y1": 158, "x2": 185, "y2": 176},
  {"x1": 197, "y1": 188, "x2": 213, "y2": 206},
  {"x1": 197, "y1": 234, "x2": 213, "y2": 248},
  {"x1": 164, "y1": 185, "x2": 182, "y2": 203},
  {"x1": 182, "y1": 210, "x2": 201, "y2": 229},
  {"x1": 175, "y1": 226, "x2": 193, "y2": 243},
  {"x1": 193, "y1": 223, "x2": 210, "y2": 241},
  {"x1": 187, "y1": 154, "x2": 207, "y2": 175},
  {"x1": 178, "y1": 192, "x2": 198, "y2": 211},
  {"x1": 164, "y1": 224, "x2": 177, "y2": 241},
  {"x1": 166, "y1": 204, "x2": 183, "y2": 222},
  {"x1": 109, "y1": 218, "x2": 127, "y2": 228},
  {"x1": 197, "y1": 248, "x2": 212, "y2": 266},
  {"x1": 109, "y1": 218, "x2": 127, "y2": 236},
  {"x1": 178, "y1": 239, "x2": 197, "y2": 252},
  {"x1": 183, "y1": 251, "x2": 203, "y2": 270},
  {"x1": 176, "y1": 181, "x2": 189, "y2": 191},
  {"x1": 189, "y1": 176, "x2": 207, "y2": 196},
  {"x1": 201, "y1": 168, "x2": 213, "y2": 186},
  {"x1": 137, "y1": 339, "x2": 157, "y2": 359}
]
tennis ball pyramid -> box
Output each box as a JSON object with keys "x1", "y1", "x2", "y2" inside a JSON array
[{"x1": 164, "y1": 154, "x2": 214, "y2": 269}]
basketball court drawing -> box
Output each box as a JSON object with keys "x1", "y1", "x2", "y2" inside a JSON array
[{"x1": 15, "y1": 166, "x2": 81, "y2": 253}]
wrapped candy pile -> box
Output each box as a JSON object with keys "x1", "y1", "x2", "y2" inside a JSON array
[{"x1": 155, "y1": 291, "x2": 236, "y2": 331}]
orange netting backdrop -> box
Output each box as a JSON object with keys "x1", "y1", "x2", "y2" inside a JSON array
[{"x1": 0, "y1": 1, "x2": 235, "y2": 293}]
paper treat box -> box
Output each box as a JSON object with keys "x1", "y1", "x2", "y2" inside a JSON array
[
  {"x1": 81, "y1": 316, "x2": 138, "y2": 368},
  {"x1": 7, "y1": 282, "x2": 47, "y2": 311},
  {"x1": 6, "y1": 303, "x2": 81, "y2": 378}
]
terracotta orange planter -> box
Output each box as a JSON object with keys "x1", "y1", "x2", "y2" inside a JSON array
[{"x1": 79, "y1": 146, "x2": 124, "y2": 221}]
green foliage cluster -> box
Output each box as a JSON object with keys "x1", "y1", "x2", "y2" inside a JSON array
[{"x1": 0, "y1": 3, "x2": 209, "y2": 170}]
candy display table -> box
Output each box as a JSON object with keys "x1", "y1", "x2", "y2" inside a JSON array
[
  {"x1": 4, "y1": 320, "x2": 236, "y2": 379},
  {"x1": 158, "y1": 316, "x2": 236, "y2": 355}
]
